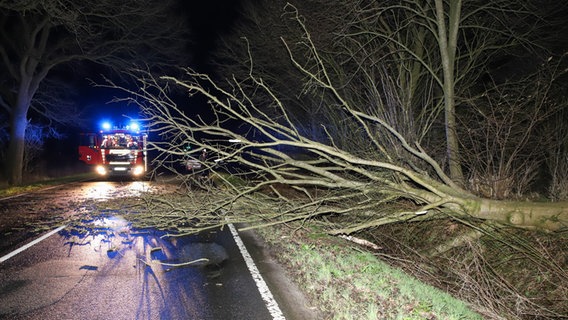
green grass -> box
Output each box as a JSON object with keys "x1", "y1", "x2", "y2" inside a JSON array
[{"x1": 257, "y1": 225, "x2": 483, "y2": 320}]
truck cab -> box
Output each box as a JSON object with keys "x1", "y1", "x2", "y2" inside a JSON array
[{"x1": 79, "y1": 123, "x2": 148, "y2": 177}]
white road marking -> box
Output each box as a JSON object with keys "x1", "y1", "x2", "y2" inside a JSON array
[
  {"x1": 228, "y1": 223, "x2": 286, "y2": 320},
  {"x1": 0, "y1": 225, "x2": 66, "y2": 263}
]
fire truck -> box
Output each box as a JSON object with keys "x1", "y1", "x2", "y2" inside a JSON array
[{"x1": 78, "y1": 122, "x2": 148, "y2": 177}]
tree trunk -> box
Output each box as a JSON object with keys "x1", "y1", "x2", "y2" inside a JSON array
[
  {"x1": 7, "y1": 79, "x2": 33, "y2": 186},
  {"x1": 471, "y1": 199, "x2": 568, "y2": 231},
  {"x1": 417, "y1": 185, "x2": 567, "y2": 232},
  {"x1": 7, "y1": 110, "x2": 27, "y2": 185},
  {"x1": 435, "y1": 0, "x2": 464, "y2": 185}
]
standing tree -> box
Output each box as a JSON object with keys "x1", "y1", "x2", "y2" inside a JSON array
[{"x1": 0, "y1": 0, "x2": 188, "y2": 185}]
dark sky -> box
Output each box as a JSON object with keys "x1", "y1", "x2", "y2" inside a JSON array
[{"x1": 179, "y1": 0, "x2": 241, "y2": 71}]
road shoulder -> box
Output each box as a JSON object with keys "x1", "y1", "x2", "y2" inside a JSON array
[{"x1": 236, "y1": 225, "x2": 321, "y2": 320}]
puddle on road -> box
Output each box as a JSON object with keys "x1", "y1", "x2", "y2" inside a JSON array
[
  {"x1": 2, "y1": 214, "x2": 230, "y2": 317},
  {"x1": 58, "y1": 215, "x2": 229, "y2": 272}
]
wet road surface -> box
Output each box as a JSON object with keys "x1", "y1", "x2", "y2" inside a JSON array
[
  {"x1": 0, "y1": 180, "x2": 157, "y2": 258},
  {"x1": 0, "y1": 180, "x2": 318, "y2": 320}
]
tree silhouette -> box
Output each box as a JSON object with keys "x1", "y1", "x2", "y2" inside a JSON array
[{"x1": 0, "y1": 0, "x2": 188, "y2": 185}]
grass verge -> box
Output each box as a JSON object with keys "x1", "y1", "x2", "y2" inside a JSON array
[
  {"x1": 255, "y1": 224, "x2": 482, "y2": 320},
  {"x1": 0, "y1": 173, "x2": 94, "y2": 198}
]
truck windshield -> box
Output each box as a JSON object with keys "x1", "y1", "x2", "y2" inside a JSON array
[{"x1": 100, "y1": 133, "x2": 140, "y2": 149}]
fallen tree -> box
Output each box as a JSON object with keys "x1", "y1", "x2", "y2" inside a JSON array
[
  {"x1": 112, "y1": 65, "x2": 567, "y2": 234},
  {"x1": 101, "y1": 5, "x2": 568, "y2": 317},
  {"x1": 110, "y1": 2, "x2": 568, "y2": 234},
  {"x1": 107, "y1": 3, "x2": 567, "y2": 234}
]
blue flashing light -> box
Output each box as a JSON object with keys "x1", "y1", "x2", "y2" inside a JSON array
[
  {"x1": 129, "y1": 122, "x2": 140, "y2": 132},
  {"x1": 99, "y1": 120, "x2": 142, "y2": 132}
]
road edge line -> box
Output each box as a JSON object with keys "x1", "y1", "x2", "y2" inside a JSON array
[
  {"x1": 228, "y1": 223, "x2": 286, "y2": 320},
  {"x1": 0, "y1": 225, "x2": 66, "y2": 263}
]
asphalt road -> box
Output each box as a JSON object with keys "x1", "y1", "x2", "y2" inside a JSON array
[{"x1": 0, "y1": 180, "x2": 318, "y2": 320}]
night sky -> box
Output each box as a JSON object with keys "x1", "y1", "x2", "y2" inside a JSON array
[{"x1": 178, "y1": 0, "x2": 241, "y2": 71}]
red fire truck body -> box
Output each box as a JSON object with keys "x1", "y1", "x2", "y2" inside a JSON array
[{"x1": 79, "y1": 128, "x2": 148, "y2": 177}]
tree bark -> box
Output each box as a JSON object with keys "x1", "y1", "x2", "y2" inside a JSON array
[{"x1": 473, "y1": 199, "x2": 568, "y2": 231}]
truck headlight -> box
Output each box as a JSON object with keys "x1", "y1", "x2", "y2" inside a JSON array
[
  {"x1": 132, "y1": 165, "x2": 144, "y2": 176},
  {"x1": 96, "y1": 165, "x2": 107, "y2": 175}
]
